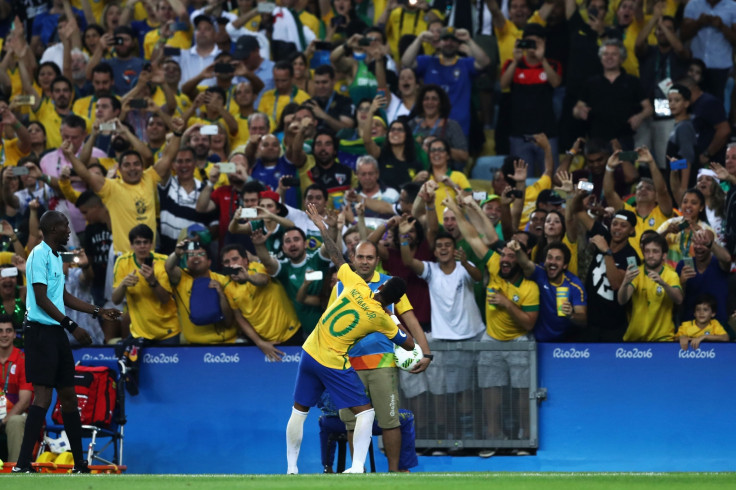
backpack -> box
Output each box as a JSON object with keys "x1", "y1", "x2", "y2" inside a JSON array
[
  {"x1": 52, "y1": 366, "x2": 117, "y2": 427},
  {"x1": 189, "y1": 276, "x2": 224, "y2": 326}
]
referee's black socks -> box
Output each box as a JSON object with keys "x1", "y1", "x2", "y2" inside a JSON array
[
  {"x1": 16, "y1": 405, "x2": 47, "y2": 468},
  {"x1": 61, "y1": 409, "x2": 85, "y2": 466}
]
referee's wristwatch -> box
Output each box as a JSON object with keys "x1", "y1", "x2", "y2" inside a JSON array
[
  {"x1": 424, "y1": 354, "x2": 434, "y2": 361},
  {"x1": 92, "y1": 306, "x2": 101, "y2": 319}
]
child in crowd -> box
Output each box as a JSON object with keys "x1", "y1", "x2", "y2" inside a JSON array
[{"x1": 676, "y1": 294, "x2": 729, "y2": 350}]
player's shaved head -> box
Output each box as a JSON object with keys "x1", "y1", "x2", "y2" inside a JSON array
[{"x1": 40, "y1": 210, "x2": 68, "y2": 234}]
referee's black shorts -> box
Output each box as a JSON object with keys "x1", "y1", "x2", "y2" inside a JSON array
[{"x1": 23, "y1": 321, "x2": 75, "y2": 388}]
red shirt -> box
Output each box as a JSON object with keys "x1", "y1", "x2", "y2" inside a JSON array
[
  {"x1": 383, "y1": 242, "x2": 434, "y2": 326},
  {"x1": 1, "y1": 347, "x2": 32, "y2": 407},
  {"x1": 211, "y1": 185, "x2": 241, "y2": 244}
]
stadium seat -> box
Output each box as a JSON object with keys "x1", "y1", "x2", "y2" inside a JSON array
[{"x1": 471, "y1": 155, "x2": 507, "y2": 180}]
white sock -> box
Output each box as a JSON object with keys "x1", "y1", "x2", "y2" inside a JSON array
[
  {"x1": 286, "y1": 407, "x2": 308, "y2": 474},
  {"x1": 345, "y1": 408, "x2": 375, "y2": 473}
]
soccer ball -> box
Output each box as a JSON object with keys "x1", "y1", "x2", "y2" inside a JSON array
[{"x1": 394, "y1": 343, "x2": 424, "y2": 371}]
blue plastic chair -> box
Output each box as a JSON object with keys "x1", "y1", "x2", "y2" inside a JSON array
[{"x1": 471, "y1": 155, "x2": 507, "y2": 180}]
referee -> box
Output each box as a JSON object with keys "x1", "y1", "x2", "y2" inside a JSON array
[{"x1": 12, "y1": 211, "x2": 121, "y2": 473}]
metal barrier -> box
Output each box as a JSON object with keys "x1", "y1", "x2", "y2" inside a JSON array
[{"x1": 397, "y1": 340, "x2": 545, "y2": 454}]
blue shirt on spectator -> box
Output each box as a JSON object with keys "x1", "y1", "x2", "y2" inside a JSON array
[
  {"x1": 250, "y1": 156, "x2": 299, "y2": 208},
  {"x1": 530, "y1": 265, "x2": 586, "y2": 342},
  {"x1": 107, "y1": 57, "x2": 147, "y2": 98},
  {"x1": 32, "y1": 7, "x2": 86, "y2": 46},
  {"x1": 414, "y1": 56, "x2": 477, "y2": 134},
  {"x1": 684, "y1": 0, "x2": 736, "y2": 69},
  {"x1": 26, "y1": 241, "x2": 66, "y2": 326},
  {"x1": 675, "y1": 255, "x2": 730, "y2": 325}
]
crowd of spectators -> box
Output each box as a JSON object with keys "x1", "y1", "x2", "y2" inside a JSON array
[{"x1": 0, "y1": 0, "x2": 733, "y2": 356}]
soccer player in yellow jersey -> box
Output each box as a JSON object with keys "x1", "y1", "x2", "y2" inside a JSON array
[
  {"x1": 676, "y1": 294, "x2": 729, "y2": 350},
  {"x1": 285, "y1": 203, "x2": 416, "y2": 475},
  {"x1": 618, "y1": 233, "x2": 683, "y2": 341},
  {"x1": 112, "y1": 224, "x2": 179, "y2": 343}
]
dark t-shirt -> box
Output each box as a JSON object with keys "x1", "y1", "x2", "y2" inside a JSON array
[
  {"x1": 378, "y1": 150, "x2": 422, "y2": 187},
  {"x1": 584, "y1": 221, "x2": 640, "y2": 336},
  {"x1": 675, "y1": 255, "x2": 729, "y2": 325},
  {"x1": 107, "y1": 57, "x2": 146, "y2": 97},
  {"x1": 314, "y1": 92, "x2": 354, "y2": 133},
  {"x1": 691, "y1": 91, "x2": 728, "y2": 158},
  {"x1": 308, "y1": 161, "x2": 353, "y2": 194},
  {"x1": 580, "y1": 72, "x2": 644, "y2": 141},
  {"x1": 565, "y1": 10, "x2": 602, "y2": 92},
  {"x1": 503, "y1": 56, "x2": 562, "y2": 136},
  {"x1": 382, "y1": 241, "x2": 433, "y2": 327},
  {"x1": 638, "y1": 46, "x2": 689, "y2": 103},
  {"x1": 82, "y1": 222, "x2": 112, "y2": 305}
]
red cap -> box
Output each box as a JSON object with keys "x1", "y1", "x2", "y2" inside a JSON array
[{"x1": 259, "y1": 190, "x2": 280, "y2": 203}]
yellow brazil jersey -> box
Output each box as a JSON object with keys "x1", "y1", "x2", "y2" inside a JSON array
[
  {"x1": 257, "y1": 87, "x2": 311, "y2": 127},
  {"x1": 518, "y1": 173, "x2": 551, "y2": 230},
  {"x1": 98, "y1": 166, "x2": 161, "y2": 254},
  {"x1": 430, "y1": 170, "x2": 472, "y2": 220},
  {"x1": 71, "y1": 0, "x2": 104, "y2": 22},
  {"x1": 174, "y1": 270, "x2": 238, "y2": 344},
  {"x1": 231, "y1": 114, "x2": 251, "y2": 150},
  {"x1": 675, "y1": 319, "x2": 727, "y2": 339},
  {"x1": 562, "y1": 234, "x2": 578, "y2": 277},
  {"x1": 303, "y1": 263, "x2": 402, "y2": 370},
  {"x1": 72, "y1": 95, "x2": 111, "y2": 124},
  {"x1": 58, "y1": 178, "x2": 81, "y2": 204},
  {"x1": 112, "y1": 252, "x2": 179, "y2": 340},
  {"x1": 656, "y1": 218, "x2": 714, "y2": 265},
  {"x1": 623, "y1": 264, "x2": 681, "y2": 342},
  {"x1": 495, "y1": 12, "x2": 546, "y2": 80},
  {"x1": 230, "y1": 9, "x2": 262, "y2": 32},
  {"x1": 228, "y1": 261, "x2": 301, "y2": 343},
  {"x1": 152, "y1": 86, "x2": 192, "y2": 117},
  {"x1": 385, "y1": 8, "x2": 428, "y2": 62},
  {"x1": 484, "y1": 252, "x2": 540, "y2": 341},
  {"x1": 294, "y1": 9, "x2": 321, "y2": 41},
  {"x1": 30, "y1": 106, "x2": 90, "y2": 150},
  {"x1": 144, "y1": 27, "x2": 193, "y2": 60},
  {"x1": 192, "y1": 162, "x2": 229, "y2": 189},
  {"x1": 1, "y1": 138, "x2": 29, "y2": 168},
  {"x1": 328, "y1": 270, "x2": 413, "y2": 370},
  {"x1": 624, "y1": 202, "x2": 671, "y2": 258}
]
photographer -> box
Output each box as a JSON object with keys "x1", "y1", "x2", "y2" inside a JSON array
[{"x1": 87, "y1": 26, "x2": 146, "y2": 97}]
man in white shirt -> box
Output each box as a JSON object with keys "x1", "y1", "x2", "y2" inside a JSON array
[
  {"x1": 177, "y1": 15, "x2": 221, "y2": 89},
  {"x1": 399, "y1": 221, "x2": 485, "y2": 442}
]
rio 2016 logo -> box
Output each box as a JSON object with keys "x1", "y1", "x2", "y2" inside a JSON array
[
  {"x1": 615, "y1": 348, "x2": 653, "y2": 359},
  {"x1": 203, "y1": 352, "x2": 240, "y2": 363},
  {"x1": 552, "y1": 348, "x2": 590, "y2": 359},
  {"x1": 678, "y1": 349, "x2": 716, "y2": 359}
]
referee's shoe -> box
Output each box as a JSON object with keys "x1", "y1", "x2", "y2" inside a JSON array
[
  {"x1": 72, "y1": 462, "x2": 91, "y2": 474},
  {"x1": 11, "y1": 465, "x2": 36, "y2": 473}
]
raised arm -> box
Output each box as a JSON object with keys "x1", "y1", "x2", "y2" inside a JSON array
[
  {"x1": 306, "y1": 202, "x2": 345, "y2": 268},
  {"x1": 62, "y1": 141, "x2": 106, "y2": 193},
  {"x1": 602, "y1": 150, "x2": 625, "y2": 210},
  {"x1": 361, "y1": 95, "x2": 383, "y2": 159},
  {"x1": 398, "y1": 216, "x2": 425, "y2": 276},
  {"x1": 508, "y1": 239, "x2": 535, "y2": 278},
  {"x1": 251, "y1": 229, "x2": 279, "y2": 275},
  {"x1": 165, "y1": 240, "x2": 186, "y2": 286},
  {"x1": 446, "y1": 196, "x2": 490, "y2": 260}
]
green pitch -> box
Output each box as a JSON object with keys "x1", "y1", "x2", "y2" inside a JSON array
[{"x1": 4, "y1": 473, "x2": 736, "y2": 489}]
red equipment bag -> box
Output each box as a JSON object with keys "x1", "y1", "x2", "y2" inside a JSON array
[{"x1": 51, "y1": 365, "x2": 117, "y2": 427}]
